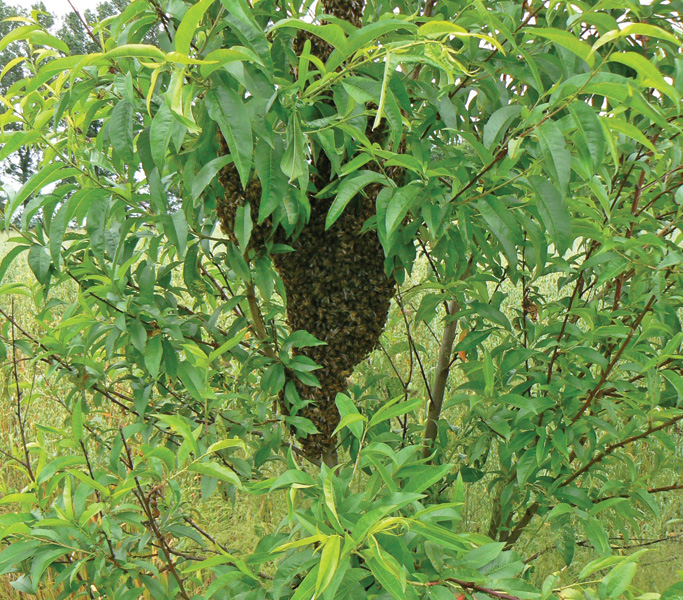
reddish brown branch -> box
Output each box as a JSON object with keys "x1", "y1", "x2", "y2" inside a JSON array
[
  {"x1": 571, "y1": 294, "x2": 656, "y2": 424},
  {"x1": 10, "y1": 300, "x2": 34, "y2": 481},
  {"x1": 417, "y1": 577, "x2": 523, "y2": 600},
  {"x1": 120, "y1": 429, "x2": 191, "y2": 600}
]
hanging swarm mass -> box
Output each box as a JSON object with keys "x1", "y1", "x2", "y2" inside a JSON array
[
  {"x1": 214, "y1": 0, "x2": 402, "y2": 463},
  {"x1": 273, "y1": 187, "x2": 396, "y2": 462}
]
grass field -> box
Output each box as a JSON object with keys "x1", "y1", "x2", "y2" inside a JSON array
[{"x1": 0, "y1": 232, "x2": 682, "y2": 599}]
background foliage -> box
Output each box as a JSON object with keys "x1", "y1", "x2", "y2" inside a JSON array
[{"x1": 1, "y1": 0, "x2": 683, "y2": 598}]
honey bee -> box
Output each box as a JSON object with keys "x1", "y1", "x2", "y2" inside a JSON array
[{"x1": 523, "y1": 296, "x2": 539, "y2": 322}]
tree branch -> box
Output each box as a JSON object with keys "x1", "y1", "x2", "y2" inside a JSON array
[
  {"x1": 120, "y1": 429, "x2": 191, "y2": 600},
  {"x1": 423, "y1": 300, "x2": 459, "y2": 459},
  {"x1": 571, "y1": 294, "x2": 656, "y2": 424}
]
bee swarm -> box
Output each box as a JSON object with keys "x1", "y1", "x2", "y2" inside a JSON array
[{"x1": 215, "y1": 0, "x2": 401, "y2": 464}]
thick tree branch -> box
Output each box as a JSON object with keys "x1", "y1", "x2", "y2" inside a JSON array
[{"x1": 423, "y1": 300, "x2": 459, "y2": 459}]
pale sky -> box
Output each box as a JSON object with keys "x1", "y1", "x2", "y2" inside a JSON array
[{"x1": 9, "y1": 0, "x2": 85, "y2": 17}]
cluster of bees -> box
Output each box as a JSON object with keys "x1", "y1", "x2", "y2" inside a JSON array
[
  {"x1": 214, "y1": 0, "x2": 403, "y2": 463},
  {"x1": 292, "y1": 0, "x2": 363, "y2": 59},
  {"x1": 273, "y1": 185, "x2": 396, "y2": 461}
]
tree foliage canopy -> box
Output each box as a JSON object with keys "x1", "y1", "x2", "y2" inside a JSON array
[{"x1": 1, "y1": 0, "x2": 683, "y2": 598}]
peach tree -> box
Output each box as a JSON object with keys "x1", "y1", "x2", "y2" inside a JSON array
[{"x1": 1, "y1": 0, "x2": 683, "y2": 598}]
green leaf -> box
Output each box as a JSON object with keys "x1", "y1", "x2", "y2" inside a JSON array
[
  {"x1": 0, "y1": 25, "x2": 40, "y2": 53},
  {"x1": 145, "y1": 334, "x2": 164, "y2": 379},
  {"x1": 6, "y1": 163, "x2": 79, "y2": 226},
  {"x1": 369, "y1": 396, "x2": 421, "y2": 428},
  {"x1": 28, "y1": 245, "x2": 51, "y2": 285},
  {"x1": 48, "y1": 200, "x2": 70, "y2": 268},
  {"x1": 103, "y1": 44, "x2": 166, "y2": 61},
  {"x1": 281, "y1": 113, "x2": 307, "y2": 183},
  {"x1": 323, "y1": 472, "x2": 341, "y2": 529},
  {"x1": 206, "y1": 438, "x2": 246, "y2": 454},
  {"x1": 110, "y1": 99, "x2": 136, "y2": 165},
  {"x1": 470, "y1": 302, "x2": 512, "y2": 331},
  {"x1": 31, "y1": 546, "x2": 71, "y2": 591},
  {"x1": 0, "y1": 493, "x2": 37, "y2": 506},
  {"x1": 36, "y1": 456, "x2": 86, "y2": 485},
  {"x1": 476, "y1": 196, "x2": 522, "y2": 268},
  {"x1": 592, "y1": 23, "x2": 680, "y2": 54},
  {"x1": 203, "y1": 572, "x2": 247, "y2": 599},
  {"x1": 188, "y1": 461, "x2": 242, "y2": 488},
  {"x1": 463, "y1": 542, "x2": 506, "y2": 568},
  {"x1": 483, "y1": 105, "x2": 522, "y2": 148},
  {"x1": 609, "y1": 52, "x2": 680, "y2": 103},
  {"x1": 169, "y1": 209, "x2": 188, "y2": 259},
  {"x1": 0, "y1": 245, "x2": 29, "y2": 284},
  {"x1": 602, "y1": 561, "x2": 638, "y2": 599},
  {"x1": 364, "y1": 553, "x2": 406, "y2": 600},
  {"x1": 86, "y1": 193, "x2": 109, "y2": 261},
  {"x1": 402, "y1": 464, "x2": 452, "y2": 494},
  {"x1": 600, "y1": 116, "x2": 657, "y2": 153},
  {"x1": 516, "y1": 448, "x2": 537, "y2": 486},
  {"x1": 326, "y1": 171, "x2": 390, "y2": 230},
  {"x1": 176, "y1": 360, "x2": 205, "y2": 401},
  {"x1": 206, "y1": 88, "x2": 253, "y2": 187},
  {"x1": 290, "y1": 565, "x2": 319, "y2": 600},
  {"x1": 200, "y1": 47, "x2": 263, "y2": 77},
  {"x1": 182, "y1": 554, "x2": 239, "y2": 574},
  {"x1": 409, "y1": 520, "x2": 470, "y2": 552},
  {"x1": 536, "y1": 120, "x2": 571, "y2": 192},
  {"x1": 662, "y1": 370, "x2": 683, "y2": 401},
  {"x1": 373, "y1": 51, "x2": 394, "y2": 130},
  {"x1": 269, "y1": 469, "x2": 316, "y2": 491},
  {"x1": 331, "y1": 413, "x2": 367, "y2": 437},
  {"x1": 270, "y1": 19, "x2": 348, "y2": 55},
  {"x1": 527, "y1": 28, "x2": 595, "y2": 66},
  {"x1": 327, "y1": 20, "x2": 417, "y2": 70},
  {"x1": 285, "y1": 330, "x2": 326, "y2": 348},
  {"x1": 150, "y1": 103, "x2": 175, "y2": 169},
  {"x1": 235, "y1": 202, "x2": 253, "y2": 251},
  {"x1": 255, "y1": 138, "x2": 288, "y2": 223},
  {"x1": 207, "y1": 329, "x2": 248, "y2": 363},
  {"x1": 569, "y1": 101, "x2": 605, "y2": 173},
  {"x1": 191, "y1": 155, "x2": 232, "y2": 200},
  {"x1": 219, "y1": 0, "x2": 272, "y2": 61},
  {"x1": 418, "y1": 21, "x2": 469, "y2": 37},
  {"x1": 28, "y1": 31, "x2": 70, "y2": 54},
  {"x1": 385, "y1": 184, "x2": 419, "y2": 241},
  {"x1": 226, "y1": 242, "x2": 251, "y2": 281},
  {"x1": 417, "y1": 21, "x2": 505, "y2": 53},
  {"x1": 175, "y1": 0, "x2": 215, "y2": 56},
  {"x1": 335, "y1": 393, "x2": 365, "y2": 439},
  {"x1": 582, "y1": 518, "x2": 611, "y2": 556},
  {"x1": 528, "y1": 176, "x2": 573, "y2": 255}
]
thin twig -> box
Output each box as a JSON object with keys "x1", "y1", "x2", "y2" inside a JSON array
[
  {"x1": 182, "y1": 517, "x2": 274, "y2": 580},
  {"x1": 571, "y1": 294, "x2": 656, "y2": 423},
  {"x1": 120, "y1": 429, "x2": 191, "y2": 600},
  {"x1": 81, "y1": 439, "x2": 118, "y2": 564},
  {"x1": 10, "y1": 299, "x2": 33, "y2": 481},
  {"x1": 396, "y1": 289, "x2": 434, "y2": 404},
  {"x1": 411, "y1": 577, "x2": 523, "y2": 600},
  {"x1": 67, "y1": 0, "x2": 102, "y2": 51}
]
